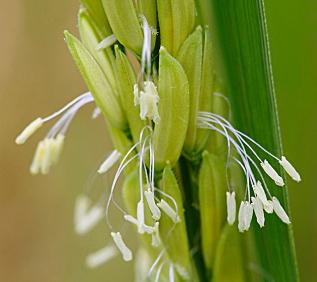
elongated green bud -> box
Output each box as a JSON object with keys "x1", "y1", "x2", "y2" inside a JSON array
[
  {"x1": 78, "y1": 10, "x2": 117, "y2": 92},
  {"x1": 195, "y1": 26, "x2": 214, "y2": 153},
  {"x1": 101, "y1": 0, "x2": 143, "y2": 55},
  {"x1": 212, "y1": 225, "x2": 246, "y2": 282},
  {"x1": 198, "y1": 151, "x2": 227, "y2": 269},
  {"x1": 64, "y1": 31, "x2": 127, "y2": 130},
  {"x1": 177, "y1": 26, "x2": 203, "y2": 155},
  {"x1": 153, "y1": 47, "x2": 189, "y2": 171},
  {"x1": 160, "y1": 162, "x2": 192, "y2": 280},
  {"x1": 115, "y1": 46, "x2": 146, "y2": 145},
  {"x1": 137, "y1": 0, "x2": 157, "y2": 50},
  {"x1": 79, "y1": 0, "x2": 112, "y2": 38},
  {"x1": 157, "y1": 0, "x2": 196, "y2": 56}
]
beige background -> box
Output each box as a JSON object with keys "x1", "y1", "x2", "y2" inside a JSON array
[{"x1": 0, "y1": 0, "x2": 316, "y2": 281}]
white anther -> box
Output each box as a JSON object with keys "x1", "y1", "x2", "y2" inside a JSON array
[
  {"x1": 124, "y1": 214, "x2": 154, "y2": 234},
  {"x1": 251, "y1": 197, "x2": 265, "y2": 227},
  {"x1": 98, "y1": 150, "x2": 121, "y2": 174},
  {"x1": 75, "y1": 205, "x2": 105, "y2": 235},
  {"x1": 157, "y1": 199, "x2": 181, "y2": 223},
  {"x1": 144, "y1": 189, "x2": 161, "y2": 220},
  {"x1": 272, "y1": 197, "x2": 291, "y2": 224},
  {"x1": 260, "y1": 160, "x2": 284, "y2": 186},
  {"x1": 124, "y1": 214, "x2": 139, "y2": 226},
  {"x1": 111, "y1": 232, "x2": 133, "y2": 261},
  {"x1": 238, "y1": 201, "x2": 246, "y2": 232},
  {"x1": 74, "y1": 194, "x2": 91, "y2": 224},
  {"x1": 29, "y1": 140, "x2": 46, "y2": 175},
  {"x1": 137, "y1": 200, "x2": 145, "y2": 234},
  {"x1": 151, "y1": 222, "x2": 161, "y2": 247},
  {"x1": 243, "y1": 202, "x2": 253, "y2": 231},
  {"x1": 40, "y1": 138, "x2": 53, "y2": 175},
  {"x1": 226, "y1": 192, "x2": 236, "y2": 225},
  {"x1": 279, "y1": 156, "x2": 301, "y2": 182},
  {"x1": 253, "y1": 181, "x2": 273, "y2": 213},
  {"x1": 92, "y1": 107, "x2": 101, "y2": 119},
  {"x1": 95, "y1": 34, "x2": 117, "y2": 52},
  {"x1": 51, "y1": 134, "x2": 65, "y2": 165},
  {"x1": 15, "y1": 117, "x2": 43, "y2": 145},
  {"x1": 86, "y1": 245, "x2": 118, "y2": 268},
  {"x1": 134, "y1": 84, "x2": 140, "y2": 106},
  {"x1": 139, "y1": 81, "x2": 160, "y2": 124}
]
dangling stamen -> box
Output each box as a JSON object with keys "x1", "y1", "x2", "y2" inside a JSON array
[
  {"x1": 253, "y1": 181, "x2": 273, "y2": 214},
  {"x1": 144, "y1": 188, "x2": 161, "y2": 220},
  {"x1": 251, "y1": 197, "x2": 265, "y2": 227},
  {"x1": 151, "y1": 222, "x2": 161, "y2": 247},
  {"x1": 272, "y1": 197, "x2": 291, "y2": 224},
  {"x1": 16, "y1": 92, "x2": 94, "y2": 174},
  {"x1": 15, "y1": 118, "x2": 43, "y2": 145},
  {"x1": 123, "y1": 214, "x2": 154, "y2": 234},
  {"x1": 86, "y1": 245, "x2": 118, "y2": 268},
  {"x1": 92, "y1": 107, "x2": 101, "y2": 119},
  {"x1": 260, "y1": 160, "x2": 284, "y2": 186},
  {"x1": 279, "y1": 156, "x2": 301, "y2": 182},
  {"x1": 98, "y1": 150, "x2": 121, "y2": 174},
  {"x1": 226, "y1": 192, "x2": 236, "y2": 225},
  {"x1": 243, "y1": 202, "x2": 253, "y2": 231},
  {"x1": 238, "y1": 201, "x2": 246, "y2": 232},
  {"x1": 111, "y1": 232, "x2": 132, "y2": 261},
  {"x1": 157, "y1": 199, "x2": 181, "y2": 223}
]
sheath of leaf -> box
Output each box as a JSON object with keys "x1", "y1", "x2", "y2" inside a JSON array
[
  {"x1": 157, "y1": 0, "x2": 196, "y2": 56},
  {"x1": 159, "y1": 162, "x2": 192, "y2": 280},
  {"x1": 79, "y1": 0, "x2": 112, "y2": 38},
  {"x1": 78, "y1": 9, "x2": 117, "y2": 92},
  {"x1": 152, "y1": 47, "x2": 189, "y2": 172},
  {"x1": 137, "y1": 0, "x2": 157, "y2": 51},
  {"x1": 122, "y1": 168, "x2": 164, "y2": 260},
  {"x1": 212, "y1": 225, "x2": 246, "y2": 282},
  {"x1": 64, "y1": 31, "x2": 127, "y2": 130},
  {"x1": 115, "y1": 46, "x2": 146, "y2": 145},
  {"x1": 199, "y1": 151, "x2": 227, "y2": 269},
  {"x1": 101, "y1": 0, "x2": 143, "y2": 55},
  {"x1": 177, "y1": 26, "x2": 203, "y2": 155}
]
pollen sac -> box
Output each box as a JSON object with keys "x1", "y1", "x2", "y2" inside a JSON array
[
  {"x1": 78, "y1": 10, "x2": 117, "y2": 92},
  {"x1": 226, "y1": 192, "x2": 236, "y2": 225},
  {"x1": 115, "y1": 46, "x2": 146, "y2": 145},
  {"x1": 159, "y1": 162, "x2": 192, "y2": 280},
  {"x1": 64, "y1": 31, "x2": 127, "y2": 130},
  {"x1": 279, "y1": 156, "x2": 301, "y2": 182},
  {"x1": 177, "y1": 26, "x2": 203, "y2": 155},
  {"x1": 139, "y1": 81, "x2": 160, "y2": 124},
  {"x1": 111, "y1": 232, "x2": 133, "y2": 261},
  {"x1": 198, "y1": 151, "x2": 227, "y2": 268},
  {"x1": 272, "y1": 197, "x2": 291, "y2": 224},
  {"x1": 152, "y1": 47, "x2": 189, "y2": 171},
  {"x1": 251, "y1": 196, "x2": 265, "y2": 228},
  {"x1": 101, "y1": 0, "x2": 144, "y2": 55},
  {"x1": 15, "y1": 117, "x2": 43, "y2": 145},
  {"x1": 157, "y1": 0, "x2": 196, "y2": 56}
]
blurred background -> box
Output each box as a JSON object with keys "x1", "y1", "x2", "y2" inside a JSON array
[{"x1": 0, "y1": 0, "x2": 316, "y2": 281}]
